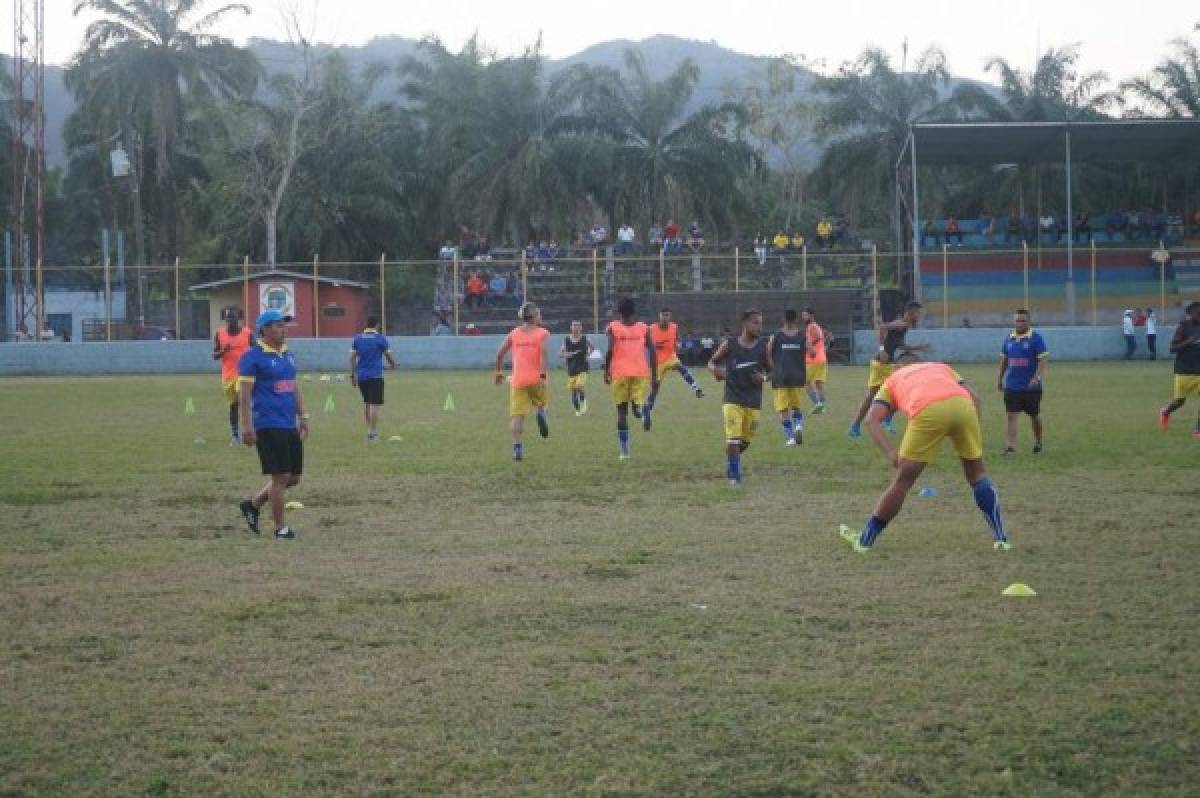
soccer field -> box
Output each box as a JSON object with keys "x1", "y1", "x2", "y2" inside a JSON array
[{"x1": 1, "y1": 362, "x2": 1197, "y2": 796}]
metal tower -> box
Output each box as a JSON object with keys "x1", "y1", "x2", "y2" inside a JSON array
[{"x1": 10, "y1": 0, "x2": 45, "y2": 338}]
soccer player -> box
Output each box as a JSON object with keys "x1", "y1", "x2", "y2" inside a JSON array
[
  {"x1": 349, "y1": 316, "x2": 396, "y2": 441},
  {"x1": 644, "y1": 308, "x2": 704, "y2": 430},
  {"x1": 708, "y1": 309, "x2": 769, "y2": 485},
  {"x1": 213, "y1": 308, "x2": 253, "y2": 445},
  {"x1": 766, "y1": 309, "x2": 811, "y2": 445},
  {"x1": 494, "y1": 302, "x2": 551, "y2": 461},
  {"x1": 559, "y1": 320, "x2": 594, "y2": 416},
  {"x1": 1159, "y1": 301, "x2": 1200, "y2": 439},
  {"x1": 237, "y1": 309, "x2": 308, "y2": 541},
  {"x1": 849, "y1": 301, "x2": 929, "y2": 439},
  {"x1": 802, "y1": 307, "x2": 831, "y2": 413},
  {"x1": 604, "y1": 297, "x2": 658, "y2": 459},
  {"x1": 996, "y1": 309, "x2": 1048, "y2": 454},
  {"x1": 839, "y1": 354, "x2": 1010, "y2": 553}
]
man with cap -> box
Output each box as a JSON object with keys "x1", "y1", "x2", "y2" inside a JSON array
[{"x1": 237, "y1": 309, "x2": 308, "y2": 540}]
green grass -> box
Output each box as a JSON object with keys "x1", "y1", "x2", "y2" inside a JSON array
[{"x1": 1, "y1": 362, "x2": 1197, "y2": 796}]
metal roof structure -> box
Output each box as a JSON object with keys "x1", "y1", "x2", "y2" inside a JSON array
[{"x1": 188, "y1": 269, "x2": 369, "y2": 292}]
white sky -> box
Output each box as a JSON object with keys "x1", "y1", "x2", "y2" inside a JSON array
[{"x1": 23, "y1": 0, "x2": 1200, "y2": 85}]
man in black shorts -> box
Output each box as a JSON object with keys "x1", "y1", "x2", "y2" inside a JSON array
[
  {"x1": 350, "y1": 316, "x2": 396, "y2": 441},
  {"x1": 237, "y1": 309, "x2": 309, "y2": 540},
  {"x1": 996, "y1": 309, "x2": 1048, "y2": 454}
]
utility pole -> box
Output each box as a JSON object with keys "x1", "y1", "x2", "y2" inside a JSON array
[{"x1": 9, "y1": 0, "x2": 45, "y2": 339}]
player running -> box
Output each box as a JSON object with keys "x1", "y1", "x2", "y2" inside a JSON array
[
  {"x1": 1159, "y1": 301, "x2": 1200, "y2": 438},
  {"x1": 213, "y1": 308, "x2": 254, "y2": 445},
  {"x1": 802, "y1": 307, "x2": 831, "y2": 413},
  {"x1": 349, "y1": 316, "x2": 396, "y2": 441},
  {"x1": 839, "y1": 355, "x2": 1010, "y2": 553},
  {"x1": 559, "y1": 320, "x2": 594, "y2": 416},
  {"x1": 766, "y1": 309, "x2": 811, "y2": 445},
  {"x1": 493, "y1": 302, "x2": 551, "y2": 461},
  {"x1": 849, "y1": 301, "x2": 928, "y2": 439},
  {"x1": 996, "y1": 309, "x2": 1048, "y2": 454},
  {"x1": 604, "y1": 297, "x2": 658, "y2": 459},
  {"x1": 643, "y1": 308, "x2": 704, "y2": 430},
  {"x1": 708, "y1": 309, "x2": 769, "y2": 485}
]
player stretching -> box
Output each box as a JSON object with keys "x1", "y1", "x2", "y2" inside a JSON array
[
  {"x1": 708, "y1": 309, "x2": 769, "y2": 485},
  {"x1": 559, "y1": 320, "x2": 594, "y2": 416},
  {"x1": 849, "y1": 301, "x2": 928, "y2": 439},
  {"x1": 997, "y1": 309, "x2": 1048, "y2": 454},
  {"x1": 766, "y1": 309, "x2": 810, "y2": 445},
  {"x1": 494, "y1": 302, "x2": 551, "y2": 461},
  {"x1": 604, "y1": 297, "x2": 657, "y2": 460},
  {"x1": 643, "y1": 308, "x2": 704, "y2": 430},
  {"x1": 1159, "y1": 301, "x2": 1200, "y2": 438},
  {"x1": 840, "y1": 355, "x2": 1010, "y2": 553},
  {"x1": 213, "y1": 308, "x2": 253, "y2": 445},
  {"x1": 802, "y1": 307, "x2": 831, "y2": 413}
]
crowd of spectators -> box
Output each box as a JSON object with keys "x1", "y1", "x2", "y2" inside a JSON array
[{"x1": 921, "y1": 209, "x2": 1191, "y2": 247}]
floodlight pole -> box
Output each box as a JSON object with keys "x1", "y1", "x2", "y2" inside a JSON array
[
  {"x1": 909, "y1": 130, "x2": 922, "y2": 303},
  {"x1": 1064, "y1": 127, "x2": 1076, "y2": 324}
]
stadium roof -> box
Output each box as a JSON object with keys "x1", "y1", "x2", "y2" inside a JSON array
[
  {"x1": 189, "y1": 269, "x2": 368, "y2": 291},
  {"x1": 910, "y1": 119, "x2": 1200, "y2": 166}
]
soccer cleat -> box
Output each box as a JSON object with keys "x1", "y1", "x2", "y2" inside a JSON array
[
  {"x1": 513, "y1": 449, "x2": 524, "y2": 462},
  {"x1": 1159, "y1": 407, "x2": 1170, "y2": 431},
  {"x1": 812, "y1": 402, "x2": 825, "y2": 415},
  {"x1": 536, "y1": 413, "x2": 549, "y2": 438},
  {"x1": 1032, "y1": 442, "x2": 1042, "y2": 454},
  {"x1": 728, "y1": 478, "x2": 742, "y2": 487},
  {"x1": 847, "y1": 423, "x2": 862, "y2": 439},
  {"x1": 574, "y1": 410, "x2": 581, "y2": 417},
  {"x1": 839, "y1": 524, "x2": 871, "y2": 553},
  {"x1": 230, "y1": 433, "x2": 239, "y2": 447},
  {"x1": 695, "y1": 388, "x2": 705, "y2": 398},
  {"x1": 367, "y1": 431, "x2": 379, "y2": 442},
  {"x1": 239, "y1": 499, "x2": 260, "y2": 535},
  {"x1": 619, "y1": 453, "x2": 631, "y2": 461},
  {"x1": 785, "y1": 437, "x2": 797, "y2": 446},
  {"x1": 993, "y1": 541, "x2": 1012, "y2": 551},
  {"x1": 273, "y1": 526, "x2": 296, "y2": 541},
  {"x1": 794, "y1": 429, "x2": 803, "y2": 445},
  {"x1": 579, "y1": 398, "x2": 587, "y2": 415},
  {"x1": 1003, "y1": 446, "x2": 1016, "y2": 456}
]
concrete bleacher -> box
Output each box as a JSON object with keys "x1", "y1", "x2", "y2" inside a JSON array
[{"x1": 920, "y1": 216, "x2": 1189, "y2": 249}]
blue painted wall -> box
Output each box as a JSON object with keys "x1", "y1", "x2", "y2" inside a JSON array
[{"x1": 852, "y1": 326, "x2": 1167, "y2": 364}]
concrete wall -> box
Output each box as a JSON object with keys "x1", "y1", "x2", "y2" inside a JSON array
[
  {"x1": 0, "y1": 334, "x2": 593, "y2": 376},
  {"x1": 852, "y1": 325, "x2": 1164, "y2": 364}
]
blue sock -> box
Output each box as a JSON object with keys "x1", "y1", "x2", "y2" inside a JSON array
[
  {"x1": 537, "y1": 407, "x2": 547, "y2": 421},
  {"x1": 859, "y1": 514, "x2": 887, "y2": 547},
  {"x1": 971, "y1": 477, "x2": 1007, "y2": 542},
  {"x1": 792, "y1": 411, "x2": 804, "y2": 431},
  {"x1": 617, "y1": 429, "x2": 630, "y2": 455},
  {"x1": 807, "y1": 388, "x2": 818, "y2": 404},
  {"x1": 727, "y1": 452, "x2": 741, "y2": 481},
  {"x1": 781, "y1": 419, "x2": 793, "y2": 440},
  {"x1": 679, "y1": 366, "x2": 698, "y2": 391}
]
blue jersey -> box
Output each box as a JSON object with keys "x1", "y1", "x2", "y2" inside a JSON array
[
  {"x1": 351, "y1": 329, "x2": 390, "y2": 379},
  {"x1": 1001, "y1": 330, "x2": 1047, "y2": 391},
  {"x1": 238, "y1": 343, "x2": 299, "y2": 430}
]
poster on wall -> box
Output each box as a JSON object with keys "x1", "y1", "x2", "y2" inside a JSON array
[{"x1": 258, "y1": 281, "x2": 296, "y2": 320}]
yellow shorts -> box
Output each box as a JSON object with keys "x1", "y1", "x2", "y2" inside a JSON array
[
  {"x1": 806, "y1": 362, "x2": 828, "y2": 383},
  {"x1": 655, "y1": 357, "x2": 681, "y2": 381},
  {"x1": 773, "y1": 386, "x2": 807, "y2": 413},
  {"x1": 612, "y1": 376, "x2": 649, "y2": 406},
  {"x1": 868, "y1": 360, "x2": 897, "y2": 390},
  {"x1": 567, "y1": 373, "x2": 588, "y2": 392},
  {"x1": 509, "y1": 383, "x2": 548, "y2": 417},
  {"x1": 1174, "y1": 375, "x2": 1200, "y2": 400},
  {"x1": 222, "y1": 377, "x2": 239, "y2": 404},
  {"x1": 723, "y1": 403, "x2": 760, "y2": 442},
  {"x1": 897, "y1": 396, "x2": 983, "y2": 463}
]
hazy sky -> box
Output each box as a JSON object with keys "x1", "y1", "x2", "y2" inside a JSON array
[{"x1": 24, "y1": 0, "x2": 1199, "y2": 85}]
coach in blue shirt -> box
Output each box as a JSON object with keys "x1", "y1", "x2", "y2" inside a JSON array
[
  {"x1": 350, "y1": 316, "x2": 396, "y2": 441},
  {"x1": 237, "y1": 309, "x2": 308, "y2": 540},
  {"x1": 997, "y1": 308, "x2": 1048, "y2": 455}
]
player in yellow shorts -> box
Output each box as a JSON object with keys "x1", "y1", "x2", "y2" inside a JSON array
[
  {"x1": 802, "y1": 307, "x2": 831, "y2": 412},
  {"x1": 708, "y1": 310, "x2": 769, "y2": 485},
  {"x1": 494, "y1": 303, "x2": 551, "y2": 461},
  {"x1": 838, "y1": 355, "x2": 1010, "y2": 553},
  {"x1": 1158, "y1": 301, "x2": 1200, "y2": 439},
  {"x1": 766, "y1": 309, "x2": 811, "y2": 445},
  {"x1": 849, "y1": 301, "x2": 928, "y2": 439},
  {"x1": 559, "y1": 320, "x2": 594, "y2": 415},
  {"x1": 643, "y1": 309, "x2": 704, "y2": 430},
  {"x1": 213, "y1": 308, "x2": 254, "y2": 445},
  {"x1": 604, "y1": 297, "x2": 658, "y2": 459}
]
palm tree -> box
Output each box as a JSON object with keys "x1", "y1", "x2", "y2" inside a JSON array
[
  {"x1": 67, "y1": 0, "x2": 258, "y2": 261},
  {"x1": 971, "y1": 45, "x2": 1119, "y2": 122},
  {"x1": 1121, "y1": 32, "x2": 1200, "y2": 118}
]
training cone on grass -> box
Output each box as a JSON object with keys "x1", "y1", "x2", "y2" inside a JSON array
[
  {"x1": 1002, "y1": 583, "x2": 1037, "y2": 597},
  {"x1": 184, "y1": 397, "x2": 196, "y2": 415},
  {"x1": 324, "y1": 395, "x2": 336, "y2": 414},
  {"x1": 443, "y1": 393, "x2": 456, "y2": 412}
]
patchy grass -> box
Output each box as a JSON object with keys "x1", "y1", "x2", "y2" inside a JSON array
[{"x1": 0, "y1": 362, "x2": 1197, "y2": 796}]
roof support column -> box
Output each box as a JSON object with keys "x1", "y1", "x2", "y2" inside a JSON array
[{"x1": 1065, "y1": 127, "x2": 1076, "y2": 324}]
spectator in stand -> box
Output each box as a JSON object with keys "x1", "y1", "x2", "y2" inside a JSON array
[
  {"x1": 700, "y1": 333, "x2": 716, "y2": 362},
  {"x1": 1146, "y1": 308, "x2": 1158, "y2": 360},
  {"x1": 790, "y1": 232, "x2": 806, "y2": 251},
  {"x1": 922, "y1": 218, "x2": 940, "y2": 248},
  {"x1": 431, "y1": 312, "x2": 451, "y2": 336},
  {"x1": 687, "y1": 221, "x2": 705, "y2": 252},
  {"x1": 772, "y1": 231, "x2": 790, "y2": 252},
  {"x1": 753, "y1": 234, "x2": 768, "y2": 265},
  {"x1": 833, "y1": 215, "x2": 850, "y2": 248},
  {"x1": 1005, "y1": 210, "x2": 1022, "y2": 244},
  {"x1": 490, "y1": 272, "x2": 508, "y2": 305},
  {"x1": 1022, "y1": 213, "x2": 1037, "y2": 244},
  {"x1": 507, "y1": 271, "x2": 523, "y2": 305},
  {"x1": 616, "y1": 223, "x2": 637, "y2": 256},
  {"x1": 460, "y1": 227, "x2": 478, "y2": 258},
  {"x1": 1105, "y1": 211, "x2": 1126, "y2": 241},
  {"x1": 465, "y1": 272, "x2": 486, "y2": 309},
  {"x1": 664, "y1": 220, "x2": 682, "y2": 254},
  {"x1": 649, "y1": 222, "x2": 663, "y2": 250},
  {"x1": 589, "y1": 224, "x2": 607, "y2": 247},
  {"x1": 945, "y1": 215, "x2": 963, "y2": 246},
  {"x1": 1122, "y1": 310, "x2": 1137, "y2": 360},
  {"x1": 463, "y1": 323, "x2": 482, "y2": 337},
  {"x1": 979, "y1": 212, "x2": 996, "y2": 245},
  {"x1": 438, "y1": 241, "x2": 456, "y2": 260},
  {"x1": 1074, "y1": 211, "x2": 1091, "y2": 243},
  {"x1": 1039, "y1": 214, "x2": 1057, "y2": 244},
  {"x1": 816, "y1": 218, "x2": 833, "y2": 248},
  {"x1": 681, "y1": 329, "x2": 700, "y2": 365},
  {"x1": 477, "y1": 235, "x2": 492, "y2": 258}
]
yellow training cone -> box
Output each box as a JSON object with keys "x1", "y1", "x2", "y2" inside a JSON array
[
  {"x1": 388, "y1": 435, "x2": 403, "y2": 442},
  {"x1": 1002, "y1": 583, "x2": 1036, "y2": 597},
  {"x1": 285, "y1": 501, "x2": 305, "y2": 510}
]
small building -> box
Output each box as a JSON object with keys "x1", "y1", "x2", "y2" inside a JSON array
[{"x1": 189, "y1": 269, "x2": 370, "y2": 338}]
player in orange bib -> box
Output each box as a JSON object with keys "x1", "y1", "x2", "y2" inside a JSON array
[
  {"x1": 494, "y1": 302, "x2": 551, "y2": 461},
  {"x1": 839, "y1": 355, "x2": 1011, "y2": 553},
  {"x1": 604, "y1": 297, "x2": 658, "y2": 460},
  {"x1": 213, "y1": 308, "x2": 254, "y2": 445},
  {"x1": 802, "y1": 307, "x2": 831, "y2": 413},
  {"x1": 642, "y1": 308, "x2": 704, "y2": 430}
]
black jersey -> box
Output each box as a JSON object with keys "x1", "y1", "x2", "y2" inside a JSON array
[
  {"x1": 881, "y1": 324, "x2": 908, "y2": 361},
  {"x1": 769, "y1": 330, "x2": 808, "y2": 387},
  {"x1": 564, "y1": 335, "x2": 590, "y2": 376},
  {"x1": 723, "y1": 336, "x2": 769, "y2": 409},
  {"x1": 1174, "y1": 321, "x2": 1200, "y2": 376}
]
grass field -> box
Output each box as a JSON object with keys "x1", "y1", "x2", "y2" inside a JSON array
[{"x1": 1, "y1": 361, "x2": 1197, "y2": 796}]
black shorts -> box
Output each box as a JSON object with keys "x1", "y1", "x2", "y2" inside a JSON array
[
  {"x1": 255, "y1": 428, "x2": 304, "y2": 475},
  {"x1": 358, "y1": 377, "x2": 384, "y2": 405},
  {"x1": 1003, "y1": 389, "x2": 1042, "y2": 416}
]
